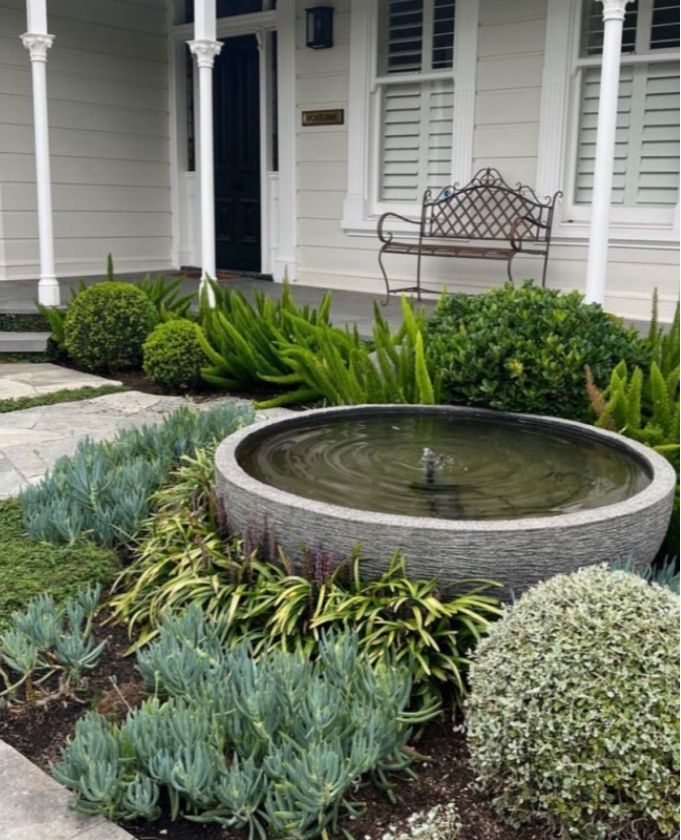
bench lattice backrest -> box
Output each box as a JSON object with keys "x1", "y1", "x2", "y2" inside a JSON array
[{"x1": 422, "y1": 168, "x2": 558, "y2": 243}]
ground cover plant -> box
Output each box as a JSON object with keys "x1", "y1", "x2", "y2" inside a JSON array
[
  {"x1": 466, "y1": 565, "x2": 680, "y2": 839},
  {"x1": 0, "y1": 585, "x2": 105, "y2": 704},
  {"x1": 0, "y1": 383, "x2": 126, "y2": 413},
  {"x1": 426, "y1": 282, "x2": 649, "y2": 421},
  {"x1": 0, "y1": 351, "x2": 50, "y2": 363},
  {"x1": 0, "y1": 499, "x2": 119, "y2": 630},
  {"x1": 109, "y1": 449, "x2": 502, "y2": 708},
  {"x1": 19, "y1": 402, "x2": 254, "y2": 547},
  {"x1": 52, "y1": 611, "x2": 433, "y2": 838},
  {"x1": 0, "y1": 312, "x2": 50, "y2": 332}
]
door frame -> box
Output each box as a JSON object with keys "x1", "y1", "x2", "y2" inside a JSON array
[{"x1": 170, "y1": 7, "x2": 279, "y2": 276}]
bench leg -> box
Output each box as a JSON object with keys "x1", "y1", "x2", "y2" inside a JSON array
[
  {"x1": 378, "y1": 245, "x2": 391, "y2": 306},
  {"x1": 541, "y1": 251, "x2": 549, "y2": 288},
  {"x1": 416, "y1": 249, "x2": 423, "y2": 302},
  {"x1": 506, "y1": 252, "x2": 517, "y2": 284}
]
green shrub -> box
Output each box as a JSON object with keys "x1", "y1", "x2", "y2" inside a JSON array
[
  {"x1": 142, "y1": 320, "x2": 209, "y2": 391},
  {"x1": 63, "y1": 282, "x2": 158, "y2": 371},
  {"x1": 1, "y1": 584, "x2": 105, "y2": 702},
  {"x1": 0, "y1": 499, "x2": 119, "y2": 631},
  {"x1": 53, "y1": 614, "x2": 431, "y2": 836},
  {"x1": 40, "y1": 256, "x2": 195, "y2": 364},
  {"x1": 466, "y1": 565, "x2": 679, "y2": 839},
  {"x1": 20, "y1": 402, "x2": 254, "y2": 547},
  {"x1": 109, "y1": 449, "x2": 501, "y2": 708},
  {"x1": 426, "y1": 282, "x2": 648, "y2": 420}
]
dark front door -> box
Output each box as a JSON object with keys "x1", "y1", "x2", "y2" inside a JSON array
[{"x1": 214, "y1": 35, "x2": 261, "y2": 272}]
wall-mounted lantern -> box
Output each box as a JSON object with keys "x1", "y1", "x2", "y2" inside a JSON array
[{"x1": 305, "y1": 6, "x2": 334, "y2": 49}]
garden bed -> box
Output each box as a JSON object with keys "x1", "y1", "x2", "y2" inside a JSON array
[{"x1": 0, "y1": 613, "x2": 544, "y2": 840}]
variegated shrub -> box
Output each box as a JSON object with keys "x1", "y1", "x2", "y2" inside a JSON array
[{"x1": 466, "y1": 565, "x2": 679, "y2": 839}]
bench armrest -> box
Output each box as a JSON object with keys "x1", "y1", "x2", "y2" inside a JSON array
[
  {"x1": 509, "y1": 214, "x2": 550, "y2": 250},
  {"x1": 377, "y1": 212, "x2": 421, "y2": 244}
]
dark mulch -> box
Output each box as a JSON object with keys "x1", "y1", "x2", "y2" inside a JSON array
[
  {"x1": 0, "y1": 615, "x2": 546, "y2": 840},
  {"x1": 112, "y1": 368, "x2": 287, "y2": 406}
]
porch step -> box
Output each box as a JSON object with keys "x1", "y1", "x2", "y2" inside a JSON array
[{"x1": 0, "y1": 332, "x2": 50, "y2": 352}]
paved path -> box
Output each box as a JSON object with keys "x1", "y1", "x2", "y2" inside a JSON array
[
  {"x1": 0, "y1": 389, "x2": 287, "y2": 499},
  {"x1": 0, "y1": 740, "x2": 134, "y2": 840},
  {"x1": 0, "y1": 390, "x2": 189, "y2": 498},
  {"x1": 0, "y1": 363, "x2": 121, "y2": 399}
]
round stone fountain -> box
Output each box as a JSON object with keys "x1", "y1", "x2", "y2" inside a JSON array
[{"x1": 215, "y1": 405, "x2": 676, "y2": 592}]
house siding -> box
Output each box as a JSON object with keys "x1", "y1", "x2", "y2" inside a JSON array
[
  {"x1": 293, "y1": 0, "x2": 679, "y2": 321},
  {"x1": 0, "y1": 0, "x2": 172, "y2": 281}
]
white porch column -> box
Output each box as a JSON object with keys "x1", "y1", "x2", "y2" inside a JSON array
[
  {"x1": 21, "y1": 0, "x2": 59, "y2": 306},
  {"x1": 584, "y1": 0, "x2": 631, "y2": 304},
  {"x1": 274, "y1": 0, "x2": 297, "y2": 282},
  {"x1": 188, "y1": 0, "x2": 221, "y2": 307}
]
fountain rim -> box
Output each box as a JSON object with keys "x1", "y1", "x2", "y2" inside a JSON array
[{"x1": 216, "y1": 404, "x2": 677, "y2": 533}]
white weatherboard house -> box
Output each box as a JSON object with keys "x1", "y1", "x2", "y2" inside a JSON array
[{"x1": 0, "y1": 0, "x2": 678, "y2": 320}]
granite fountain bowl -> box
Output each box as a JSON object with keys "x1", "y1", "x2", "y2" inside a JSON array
[{"x1": 215, "y1": 405, "x2": 676, "y2": 593}]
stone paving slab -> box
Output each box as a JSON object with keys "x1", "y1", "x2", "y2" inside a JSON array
[
  {"x1": 0, "y1": 740, "x2": 133, "y2": 840},
  {"x1": 0, "y1": 363, "x2": 121, "y2": 400},
  {"x1": 0, "y1": 332, "x2": 50, "y2": 352},
  {"x1": 0, "y1": 391, "x2": 194, "y2": 498},
  {"x1": 0, "y1": 389, "x2": 291, "y2": 499}
]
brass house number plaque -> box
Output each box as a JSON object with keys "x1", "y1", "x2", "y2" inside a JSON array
[{"x1": 301, "y1": 109, "x2": 344, "y2": 127}]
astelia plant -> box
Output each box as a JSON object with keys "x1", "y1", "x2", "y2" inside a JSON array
[
  {"x1": 108, "y1": 450, "x2": 502, "y2": 708},
  {"x1": 0, "y1": 584, "x2": 105, "y2": 704},
  {"x1": 53, "y1": 612, "x2": 433, "y2": 837}
]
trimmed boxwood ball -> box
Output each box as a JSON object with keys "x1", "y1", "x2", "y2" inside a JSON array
[
  {"x1": 466, "y1": 565, "x2": 680, "y2": 839},
  {"x1": 426, "y1": 282, "x2": 649, "y2": 420},
  {"x1": 63, "y1": 282, "x2": 158, "y2": 371},
  {"x1": 142, "y1": 319, "x2": 209, "y2": 391}
]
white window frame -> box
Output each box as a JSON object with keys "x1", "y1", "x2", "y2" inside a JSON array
[
  {"x1": 536, "y1": 0, "x2": 680, "y2": 244},
  {"x1": 342, "y1": 0, "x2": 478, "y2": 235}
]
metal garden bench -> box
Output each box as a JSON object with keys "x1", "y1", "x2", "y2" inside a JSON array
[{"x1": 377, "y1": 168, "x2": 562, "y2": 302}]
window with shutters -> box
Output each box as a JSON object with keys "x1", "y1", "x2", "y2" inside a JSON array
[
  {"x1": 375, "y1": 0, "x2": 457, "y2": 204},
  {"x1": 573, "y1": 0, "x2": 680, "y2": 210}
]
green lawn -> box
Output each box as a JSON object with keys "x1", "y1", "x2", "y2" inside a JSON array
[{"x1": 0, "y1": 499, "x2": 120, "y2": 629}]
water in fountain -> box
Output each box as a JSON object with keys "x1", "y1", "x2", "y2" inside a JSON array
[{"x1": 238, "y1": 413, "x2": 650, "y2": 520}]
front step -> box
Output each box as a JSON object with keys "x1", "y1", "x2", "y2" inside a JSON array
[{"x1": 0, "y1": 332, "x2": 50, "y2": 352}]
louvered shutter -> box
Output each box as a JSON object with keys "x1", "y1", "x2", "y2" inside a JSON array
[
  {"x1": 575, "y1": 62, "x2": 679, "y2": 205},
  {"x1": 637, "y1": 61, "x2": 680, "y2": 204},
  {"x1": 377, "y1": 0, "x2": 456, "y2": 203},
  {"x1": 381, "y1": 83, "x2": 423, "y2": 201},
  {"x1": 575, "y1": 0, "x2": 679, "y2": 207},
  {"x1": 575, "y1": 66, "x2": 634, "y2": 204}
]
